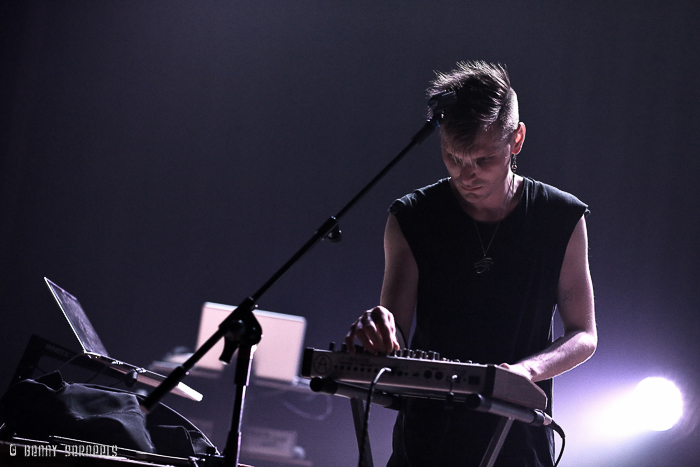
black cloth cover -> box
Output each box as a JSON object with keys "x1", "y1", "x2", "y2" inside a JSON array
[{"x1": 0, "y1": 371, "x2": 217, "y2": 457}]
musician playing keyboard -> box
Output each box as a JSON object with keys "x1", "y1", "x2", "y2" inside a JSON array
[{"x1": 345, "y1": 61, "x2": 597, "y2": 467}]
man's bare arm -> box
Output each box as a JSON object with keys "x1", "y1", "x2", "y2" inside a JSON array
[
  {"x1": 345, "y1": 214, "x2": 418, "y2": 354},
  {"x1": 502, "y1": 216, "x2": 597, "y2": 382}
]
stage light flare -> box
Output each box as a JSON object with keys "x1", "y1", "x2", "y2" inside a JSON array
[
  {"x1": 631, "y1": 377, "x2": 683, "y2": 431},
  {"x1": 597, "y1": 376, "x2": 684, "y2": 439}
]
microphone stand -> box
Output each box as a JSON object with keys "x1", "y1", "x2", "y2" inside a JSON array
[{"x1": 141, "y1": 91, "x2": 456, "y2": 467}]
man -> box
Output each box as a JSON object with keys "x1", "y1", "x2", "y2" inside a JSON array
[{"x1": 345, "y1": 61, "x2": 597, "y2": 466}]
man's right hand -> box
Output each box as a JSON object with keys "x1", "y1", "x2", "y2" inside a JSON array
[{"x1": 345, "y1": 306, "x2": 400, "y2": 355}]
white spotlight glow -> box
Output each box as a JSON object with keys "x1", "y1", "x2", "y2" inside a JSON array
[{"x1": 631, "y1": 377, "x2": 683, "y2": 431}]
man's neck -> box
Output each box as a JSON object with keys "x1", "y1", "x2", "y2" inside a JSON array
[{"x1": 456, "y1": 175, "x2": 523, "y2": 223}]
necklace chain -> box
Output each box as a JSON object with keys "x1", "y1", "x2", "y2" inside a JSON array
[{"x1": 473, "y1": 175, "x2": 515, "y2": 274}]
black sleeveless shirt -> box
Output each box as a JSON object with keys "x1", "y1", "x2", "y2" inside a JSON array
[{"x1": 387, "y1": 177, "x2": 588, "y2": 467}]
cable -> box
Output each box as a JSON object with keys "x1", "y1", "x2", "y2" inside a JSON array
[
  {"x1": 82, "y1": 362, "x2": 108, "y2": 384},
  {"x1": 53, "y1": 353, "x2": 86, "y2": 374},
  {"x1": 252, "y1": 386, "x2": 335, "y2": 421},
  {"x1": 429, "y1": 375, "x2": 459, "y2": 467},
  {"x1": 281, "y1": 394, "x2": 333, "y2": 421},
  {"x1": 550, "y1": 420, "x2": 566, "y2": 467},
  {"x1": 358, "y1": 367, "x2": 391, "y2": 467}
]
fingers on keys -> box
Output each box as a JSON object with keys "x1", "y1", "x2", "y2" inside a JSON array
[{"x1": 345, "y1": 307, "x2": 399, "y2": 355}]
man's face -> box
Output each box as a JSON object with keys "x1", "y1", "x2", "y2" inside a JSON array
[{"x1": 441, "y1": 126, "x2": 517, "y2": 208}]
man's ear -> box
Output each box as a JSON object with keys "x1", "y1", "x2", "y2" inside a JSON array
[{"x1": 513, "y1": 122, "x2": 526, "y2": 154}]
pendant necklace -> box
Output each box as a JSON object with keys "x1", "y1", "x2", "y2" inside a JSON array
[
  {"x1": 473, "y1": 220, "x2": 499, "y2": 274},
  {"x1": 472, "y1": 175, "x2": 515, "y2": 274}
]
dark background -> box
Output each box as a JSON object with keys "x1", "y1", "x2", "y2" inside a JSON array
[{"x1": 1, "y1": 2, "x2": 699, "y2": 466}]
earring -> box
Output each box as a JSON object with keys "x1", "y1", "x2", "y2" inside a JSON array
[{"x1": 510, "y1": 154, "x2": 518, "y2": 173}]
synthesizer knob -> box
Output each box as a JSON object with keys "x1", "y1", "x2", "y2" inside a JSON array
[
  {"x1": 329, "y1": 342, "x2": 336, "y2": 351},
  {"x1": 428, "y1": 351, "x2": 435, "y2": 360},
  {"x1": 341, "y1": 343, "x2": 348, "y2": 352}
]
